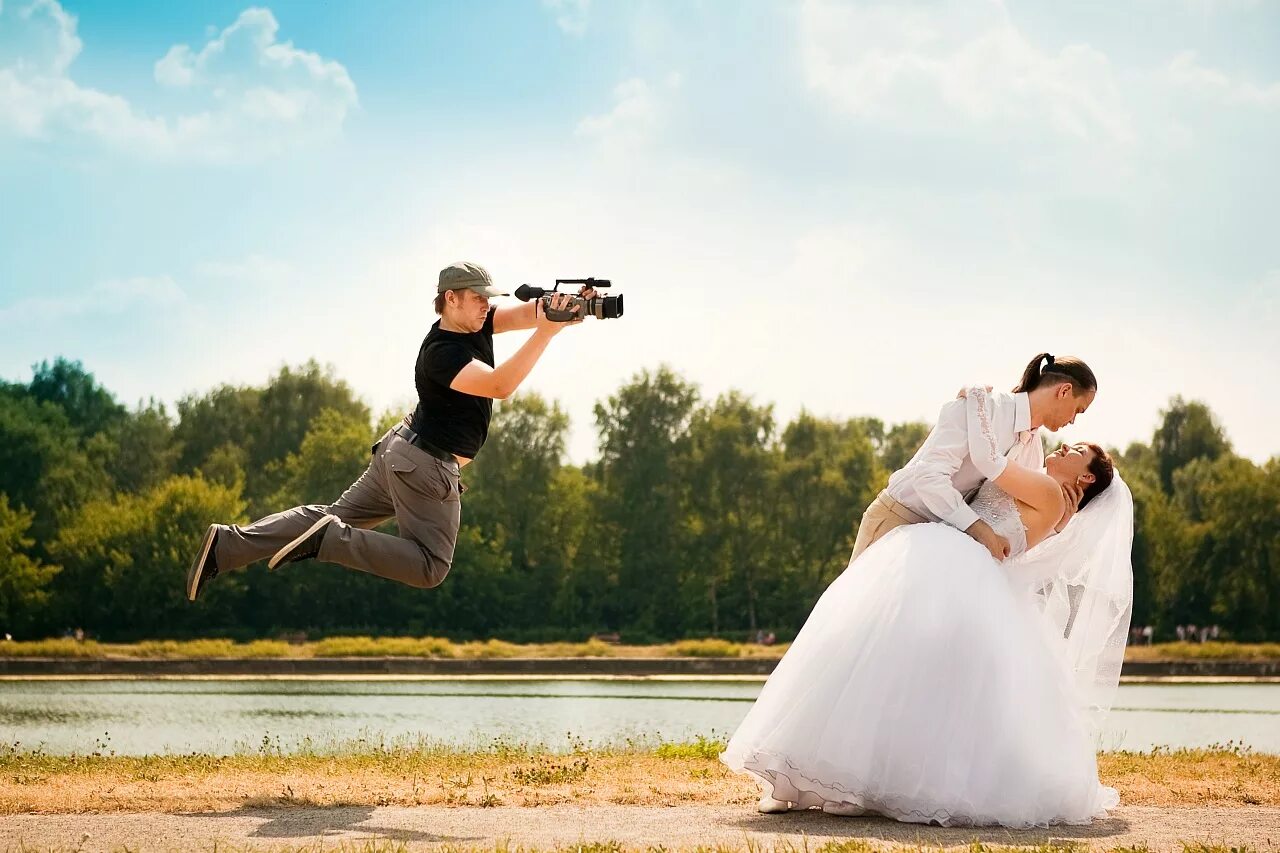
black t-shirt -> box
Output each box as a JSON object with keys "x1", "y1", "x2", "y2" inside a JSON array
[{"x1": 411, "y1": 307, "x2": 496, "y2": 458}]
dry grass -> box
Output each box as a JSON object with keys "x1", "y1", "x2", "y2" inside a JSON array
[
  {"x1": 4, "y1": 637, "x2": 1277, "y2": 662},
  {"x1": 1123, "y1": 642, "x2": 1280, "y2": 662},
  {"x1": 0, "y1": 636, "x2": 790, "y2": 660},
  {"x1": 1, "y1": 740, "x2": 1275, "y2": 816},
  {"x1": 1098, "y1": 745, "x2": 1280, "y2": 806}
]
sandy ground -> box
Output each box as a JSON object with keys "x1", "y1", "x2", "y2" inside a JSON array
[{"x1": 3, "y1": 804, "x2": 1279, "y2": 852}]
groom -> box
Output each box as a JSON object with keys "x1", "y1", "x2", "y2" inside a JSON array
[{"x1": 851, "y1": 353, "x2": 1098, "y2": 562}]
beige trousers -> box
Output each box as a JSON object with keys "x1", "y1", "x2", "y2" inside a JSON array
[{"x1": 850, "y1": 490, "x2": 929, "y2": 560}]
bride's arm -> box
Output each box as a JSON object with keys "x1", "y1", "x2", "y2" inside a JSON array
[{"x1": 993, "y1": 460, "x2": 1064, "y2": 518}]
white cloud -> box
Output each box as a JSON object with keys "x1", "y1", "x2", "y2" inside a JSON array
[
  {"x1": 1174, "y1": 0, "x2": 1261, "y2": 16},
  {"x1": 542, "y1": 0, "x2": 591, "y2": 37},
  {"x1": 798, "y1": 0, "x2": 1134, "y2": 145},
  {"x1": 1165, "y1": 51, "x2": 1280, "y2": 108},
  {"x1": 0, "y1": 275, "x2": 183, "y2": 323},
  {"x1": 576, "y1": 74, "x2": 683, "y2": 153},
  {"x1": 0, "y1": 2, "x2": 357, "y2": 162},
  {"x1": 196, "y1": 253, "x2": 300, "y2": 289},
  {"x1": 0, "y1": 0, "x2": 80, "y2": 74}
]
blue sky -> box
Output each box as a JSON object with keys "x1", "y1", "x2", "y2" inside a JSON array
[{"x1": 1, "y1": 0, "x2": 1276, "y2": 463}]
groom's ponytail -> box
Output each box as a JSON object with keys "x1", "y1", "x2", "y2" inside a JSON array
[{"x1": 1013, "y1": 353, "x2": 1098, "y2": 395}]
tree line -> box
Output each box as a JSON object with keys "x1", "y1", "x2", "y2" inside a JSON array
[{"x1": 1, "y1": 357, "x2": 1275, "y2": 642}]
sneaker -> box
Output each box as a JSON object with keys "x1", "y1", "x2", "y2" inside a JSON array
[
  {"x1": 268, "y1": 514, "x2": 338, "y2": 570},
  {"x1": 186, "y1": 524, "x2": 221, "y2": 602}
]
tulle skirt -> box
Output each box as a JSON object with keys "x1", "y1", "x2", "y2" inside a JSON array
[{"x1": 721, "y1": 522, "x2": 1118, "y2": 827}]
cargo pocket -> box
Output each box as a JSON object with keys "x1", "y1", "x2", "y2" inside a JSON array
[{"x1": 387, "y1": 451, "x2": 450, "y2": 502}]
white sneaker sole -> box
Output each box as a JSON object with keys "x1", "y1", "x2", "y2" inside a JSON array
[
  {"x1": 186, "y1": 525, "x2": 218, "y2": 602},
  {"x1": 268, "y1": 514, "x2": 337, "y2": 570}
]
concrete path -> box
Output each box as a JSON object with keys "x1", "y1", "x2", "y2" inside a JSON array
[{"x1": 4, "y1": 804, "x2": 1278, "y2": 851}]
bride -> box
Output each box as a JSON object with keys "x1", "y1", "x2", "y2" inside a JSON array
[{"x1": 721, "y1": 389, "x2": 1134, "y2": 828}]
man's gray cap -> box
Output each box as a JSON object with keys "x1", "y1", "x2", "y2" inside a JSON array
[{"x1": 437, "y1": 261, "x2": 509, "y2": 297}]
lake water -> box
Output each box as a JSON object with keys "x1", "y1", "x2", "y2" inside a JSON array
[{"x1": 2, "y1": 678, "x2": 1277, "y2": 756}]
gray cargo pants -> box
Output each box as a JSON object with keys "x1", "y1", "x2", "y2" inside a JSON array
[{"x1": 214, "y1": 428, "x2": 463, "y2": 588}]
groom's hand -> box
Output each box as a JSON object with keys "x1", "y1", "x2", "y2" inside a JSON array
[{"x1": 965, "y1": 518, "x2": 1011, "y2": 561}]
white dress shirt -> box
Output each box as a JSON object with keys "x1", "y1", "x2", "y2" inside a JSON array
[{"x1": 885, "y1": 388, "x2": 1043, "y2": 533}]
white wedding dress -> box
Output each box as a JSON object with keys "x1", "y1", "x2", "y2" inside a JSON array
[{"x1": 721, "y1": 479, "x2": 1124, "y2": 828}]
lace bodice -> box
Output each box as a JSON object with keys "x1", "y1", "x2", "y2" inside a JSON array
[{"x1": 971, "y1": 480, "x2": 1028, "y2": 558}]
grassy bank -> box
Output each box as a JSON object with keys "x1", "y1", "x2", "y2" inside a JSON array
[
  {"x1": 1, "y1": 739, "x2": 1275, "y2": 815},
  {"x1": 0, "y1": 637, "x2": 785, "y2": 660},
  {"x1": 5, "y1": 637, "x2": 1278, "y2": 661}
]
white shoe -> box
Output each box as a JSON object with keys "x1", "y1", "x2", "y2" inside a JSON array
[
  {"x1": 757, "y1": 794, "x2": 793, "y2": 814},
  {"x1": 822, "y1": 801, "x2": 867, "y2": 816}
]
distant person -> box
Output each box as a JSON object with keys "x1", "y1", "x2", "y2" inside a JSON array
[
  {"x1": 1176, "y1": 624, "x2": 1186, "y2": 642},
  {"x1": 186, "y1": 263, "x2": 593, "y2": 601},
  {"x1": 1142, "y1": 625, "x2": 1154, "y2": 645}
]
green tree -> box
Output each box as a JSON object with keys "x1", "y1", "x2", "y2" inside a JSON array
[
  {"x1": 461, "y1": 394, "x2": 589, "y2": 629},
  {"x1": 26, "y1": 357, "x2": 126, "y2": 437},
  {"x1": 1125, "y1": 462, "x2": 1184, "y2": 631},
  {"x1": 593, "y1": 366, "x2": 699, "y2": 634},
  {"x1": 773, "y1": 414, "x2": 883, "y2": 624},
  {"x1": 0, "y1": 495, "x2": 61, "y2": 637},
  {"x1": 175, "y1": 362, "x2": 370, "y2": 517},
  {"x1": 173, "y1": 385, "x2": 260, "y2": 474},
  {"x1": 1171, "y1": 456, "x2": 1279, "y2": 639},
  {"x1": 88, "y1": 400, "x2": 180, "y2": 494},
  {"x1": 1152, "y1": 397, "x2": 1231, "y2": 493},
  {"x1": 0, "y1": 392, "x2": 110, "y2": 547},
  {"x1": 684, "y1": 393, "x2": 777, "y2": 634},
  {"x1": 270, "y1": 408, "x2": 376, "y2": 507},
  {"x1": 51, "y1": 475, "x2": 247, "y2": 637},
  {"x1": 545, "y1": 465, "x2": 609, "y2": 631},
  {"x1": 880, "y1": 421, "x2": 931, "y2": 473}
]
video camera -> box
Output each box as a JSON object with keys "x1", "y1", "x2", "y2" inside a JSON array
[{"x1": 514, "y1": 278, "x2": 625, "y2": 322}]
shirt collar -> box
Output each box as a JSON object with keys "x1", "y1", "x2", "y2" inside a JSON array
[{"x1": 1013, "y1": 391, "x2": 1032, "y2": 433}]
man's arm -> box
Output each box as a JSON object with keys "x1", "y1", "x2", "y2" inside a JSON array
[
  {"x1": 492, "y1": 300, "x2": 537, "y2": 334},
  {"x1": 450, "y1": 293, "x2": 580, "y2": 399},
  {"x1": 961, "y1": 386, "x2": 1012, "y2": 481},
  {"x1": 911, "y1": 392, "x2": 1014, "y2": 560},
  {"x1": 493, "y1": 286, "x2": 597, "y2": 334},
  {"x1": 910, "y1": 400, "x2": 985, "y2": 532}
]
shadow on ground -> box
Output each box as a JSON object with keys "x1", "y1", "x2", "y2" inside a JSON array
[{"x1": 186, "y1": 805, "x2": 482, "y2": 843}]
